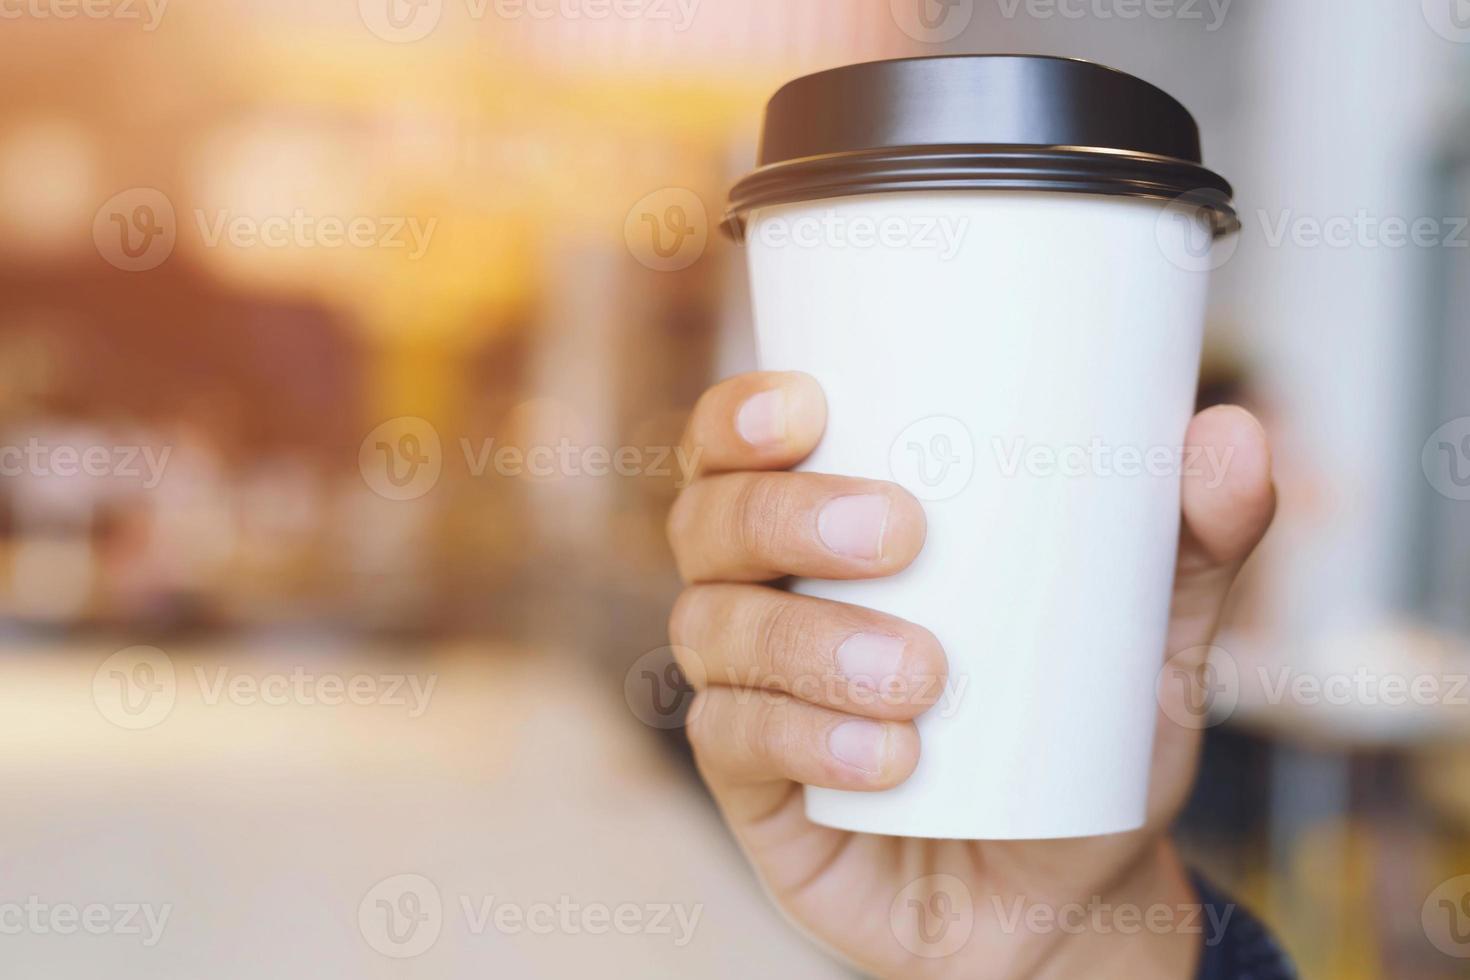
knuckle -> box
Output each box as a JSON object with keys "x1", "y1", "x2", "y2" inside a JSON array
[
  {"x1": 686, "y1": 382, "x2": 735, "y2": 455},
  {"x1": 684, "y1": 690, "x2": 716, "y2": 751},
  {"x1": 667, "y1": 587, "x2": 703, "y2": 649},
  {"x1": 690, "y1": 383, "x2": 723, "y2": 432},
  {"x1": 664, "y1": 489, "x2": 699, "y2": 577},
  {"x1": 749, "y1": 698, "x2": 791, "y2": 766},
  {"x1": 668, "y1": 639, "x2": 709, "y2": 691},
  {"x1": 750, "y1": 596, "x2": 813, "y2": 681},
  {"x1": 729, "y1": 476, "x2": 790, "y2": 561},
  {"x1": 665, "y1": 488, "x2": 692, "y2": 546}
]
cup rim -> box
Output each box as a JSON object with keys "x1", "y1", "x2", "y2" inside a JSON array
[{"x1": 723, "y1": 144, "x2": 1237, "y2": 242}]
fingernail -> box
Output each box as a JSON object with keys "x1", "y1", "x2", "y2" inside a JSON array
[
  {"x1": 818, "y1": 494, "x2": 889, "y2": 560},
  {"x1": 837, "y1": 633, "x2": 906, "y2": 688},
  {"x1": 828, "y1": 720, "x2": 889, "y2": 774},
  {"x1": 736, "y1": 389, "x2": 785, "y2": 447}
]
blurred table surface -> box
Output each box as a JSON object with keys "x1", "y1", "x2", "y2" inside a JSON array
[{"x1": 0, "y1": 637, "x2": 846, "y2": 979}]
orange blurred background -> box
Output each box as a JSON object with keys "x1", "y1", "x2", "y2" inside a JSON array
[{"x1": 2, "y1": 2, "x2": 1470, "y2": 977}]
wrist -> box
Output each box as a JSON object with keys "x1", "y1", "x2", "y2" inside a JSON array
[{"x1": 1026, "y1": 839, "x2": 1202, "y2": 980}]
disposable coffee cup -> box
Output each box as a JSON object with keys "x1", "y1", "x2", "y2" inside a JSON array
[{"x1": 724, "y1": 55, "x2": 1238, "y2": 840}]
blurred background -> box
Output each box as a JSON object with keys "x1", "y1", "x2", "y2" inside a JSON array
[{"x1": 1, "y1": 0, "x2": 1469, "y2": 976}]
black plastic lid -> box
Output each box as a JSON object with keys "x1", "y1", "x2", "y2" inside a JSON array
[{"x1": 725, "y1": 54, "x2": 1236, "y2": 239}]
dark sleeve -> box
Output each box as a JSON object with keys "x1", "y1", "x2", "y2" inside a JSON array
[{"x1": 1191, "y1": 872, "x2": 1298, "y2": 980}]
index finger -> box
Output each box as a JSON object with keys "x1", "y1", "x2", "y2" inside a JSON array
[{"x1": 680, "y1": 371, "x2": 826, "y2": 477}]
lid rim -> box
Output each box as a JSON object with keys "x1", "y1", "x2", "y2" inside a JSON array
[
  {"x1": 724, "y1": 146, "x2": 1237, "y2": 241},
  {"x1": 738, "y1": 143, "x2": 1223, "y2": 179}
]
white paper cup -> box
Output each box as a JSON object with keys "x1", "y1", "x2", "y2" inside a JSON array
[
  {"x1": 727, "y1": 56, "x2": 1237, "y2": 839},
  {"x1": 745, "y1": 189, "x2": 1216, "y2": 839}
]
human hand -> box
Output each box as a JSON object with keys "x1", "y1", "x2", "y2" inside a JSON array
[{"x1": 666, "y1": 370, "x2": 1275, "y2": 979}]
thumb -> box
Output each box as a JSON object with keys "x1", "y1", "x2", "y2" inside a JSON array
[{"x1": 1169, "y1": 404, "x2": 1277, "y2": 651}]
